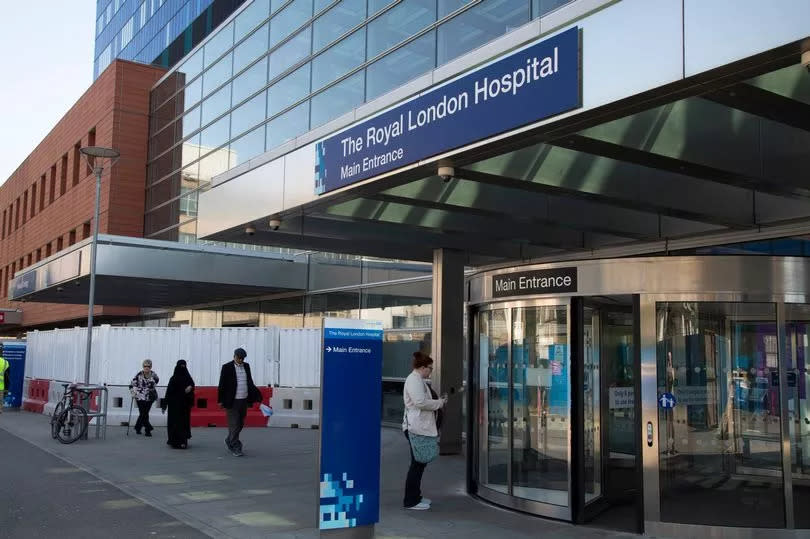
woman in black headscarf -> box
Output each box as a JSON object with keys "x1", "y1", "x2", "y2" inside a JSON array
[{"x1": 161, "y1": 360, "x2": 195, "y2": 449}]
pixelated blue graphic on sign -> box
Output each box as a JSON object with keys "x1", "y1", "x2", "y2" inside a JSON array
[
  {"x1": 319, "y1": 319, "x2": 383, "y2": 529},
  {"x1": 315, "y1": 26, "x2": 580, "y2": 195}
]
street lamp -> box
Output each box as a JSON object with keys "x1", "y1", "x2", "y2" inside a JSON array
[{"x1": 79, "y1": 146, "x2": 120, "y2": 384}]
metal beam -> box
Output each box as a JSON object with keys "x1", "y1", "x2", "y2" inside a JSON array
[{"x1": 703, "y1": 82, "x2": 810, "y2": 133}]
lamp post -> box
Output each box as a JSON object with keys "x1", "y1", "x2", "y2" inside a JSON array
[{"x1": 79, "y1": 146, "x2": 120, "y2": 384}]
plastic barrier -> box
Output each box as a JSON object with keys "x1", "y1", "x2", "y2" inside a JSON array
[
  {"x1": 22, "y1": 378, "x2": 48, "y2": 413},
  {"x1": 189, "y1": 386, "x2": 273, "y2": 428},
  {"x1": 268, "y1": 387, "x2": 320, "y2": 429}
]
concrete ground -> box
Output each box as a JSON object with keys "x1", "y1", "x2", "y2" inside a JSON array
[{"x1": 0, "y1": 410, "x2": 644, "y2": 538}]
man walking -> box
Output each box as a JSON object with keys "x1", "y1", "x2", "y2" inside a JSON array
[
  {"x1": 217, "y1": 348, "x2": 262, "y2": 456},
  {"x1": 0, "y1": 344, "x2": 9, "y2": 413}
]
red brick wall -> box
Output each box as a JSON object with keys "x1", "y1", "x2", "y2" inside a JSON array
[{"x1": 0, "y1": 60, "x2": 166, "y2": 330}]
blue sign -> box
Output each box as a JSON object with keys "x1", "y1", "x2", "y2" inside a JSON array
[
  {"x1": 319, "y1": 319, "x2": 383, "y2": 530},
  {"x1": 3, "y1": 342, "x2": 26, "y2": 408},
  {"x1": 315, "y1": 26, "x2": 581, "y2": 195},
  {"x1": 659, "y1": 392, "x2": 677, "y2": 409}
]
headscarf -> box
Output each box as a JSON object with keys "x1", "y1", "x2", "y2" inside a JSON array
[{"x1": 172, "y1": 359, "x2": 195, "y2": 389}]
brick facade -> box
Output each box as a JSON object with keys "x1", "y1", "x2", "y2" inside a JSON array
[{"x1": 0, "y1": 60, "x2": 165, "y2": 331}]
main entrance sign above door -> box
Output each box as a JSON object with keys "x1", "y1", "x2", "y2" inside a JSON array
[{"x1": 492, "y1": 267, "x2": 577, "y2": 298}]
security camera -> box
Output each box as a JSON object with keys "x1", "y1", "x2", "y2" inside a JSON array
[
  {"x1": 245, "y1": 225, "x2": 256, "y2": 236},
  {"x1": 803, "y1": 50, "x2": 810, "y2": 73},
  {"x1": 268, "y1": 219, "x2": 281, "y2": 231},
  {"x1": 438, "y1": 165, "x2": 455, "y2": 183}
]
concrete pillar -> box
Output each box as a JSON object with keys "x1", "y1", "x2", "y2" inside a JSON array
[{"x1": 432, "y1": 248, "x2": 465, "y2": 455}]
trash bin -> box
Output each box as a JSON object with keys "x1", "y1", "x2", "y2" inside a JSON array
[{"x1": 3, "y1": 341, "x2": 26, "y2": 408}]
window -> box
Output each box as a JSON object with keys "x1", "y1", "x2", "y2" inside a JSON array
[
  {"x1": 184, "y1": 76, "x2": 203, "y2": 110},
  {"x1": 49, "y1": 165, "x2": 56, "y2": 203},
  {"x1": 121, "y1": 16, "x2": 134, "y2": 48},
  {"x1": 45, "y1": 243, "x2": 52, "y2": 257},
  {"x1": 57, "y1": 237, "x2": 63, "y2": 252},
  {"x1": 312, "y1": 28, "x2": 365, "y2": 91},
  {"x1": 1, "y1": 209, "x2": 5, "y2": 238},
  {"x1": 73, "y1": 144, "x2": 81, "y2": 185},
  {"x1": 232, "y1": 56, "x2": 268, "y2": 104},
  {"x1": 181, "y1": 105, "x2": 202, "y2": 138},
  {"x1": 231, "y1": 91, "x2": 267, "y2": 138},
  {"x1": 266, "y1": 101, "x2": 309, "y2": 150},
  {"x1": 229, "y1": 126, "x2": 266, "y2": 167},
  {"x1": 268, "y1": 63, "x2": 310, "y2": 116},
  {"x1": 311, "y1": 71, "x2": 364, "y2": 128},
  {"x1": 39, "y1": 174, "x2": 46, "y2": 210},
  {"x1": 179, "y1": 48, "x2": 204, "y2": 82},
  {"x1": 201, "y1": 84, "x2": 232, "y2": 127},
  {"x1": 533, "y1": 0, "x2": 574, "y2": 18},
  {"x1": 60, "y1": 154, "x2": 68, "y2": 195},
  {"x1": 87, "y1": 129, "x2": 96, "y2": 174},
  {"x1": 367, "y1": 0, "x2": 435, "y2": 59},
  {"x1": 439, "y1": 0, "x2": 474, "y2": 17},
  {"x1": 182, "y1": 134, "x2": 201, "y2": 167},
  {"x1": 204, "y1": 21, "x2": 234, "y2": 68},
  {"x1": 437, "y1": 0, "x2": 530, "y2": 65},
  {"x1": 202, "y1": 53, "x2": 233, "y2": 96},
  {"x1": 313, "y1": 0, "x2": 366, "y2": 52},
  {"x1": 233, "y1": 22, "x2": 269, "y2": 74},
  {"x1": 83, "y1": 222, "x2": 91, "y2": 239},
  {"x1": 139, "y1": 1, "x2": 147, "y2": 29},
  {"x1": 235, "y1": 0, "x2": 271, "y2": 41},
  {"x1": 30, "y1": 183, "x2": 37, "y2": 218},
  {"x1": 199, "y1": 116, "x2": 231, "y2": 154},
  {"x1": 269, "y1": 26, "x2": 311, "y2": 79},
  {"x1": 270, "y1": 0, "x2": 313, "y2": 47},
  {"x1": 179, "y1": 190, "x2": 199, "y2": 216},
  {"x1": 22, "y1": 192, "x2": 28, "y2": 224},
  {"x1": 367, "y1": 31, "x2": 435, "y2": 100},
  {"x1": 35, "y1": 248, "x2": 41, "y2": 262}
]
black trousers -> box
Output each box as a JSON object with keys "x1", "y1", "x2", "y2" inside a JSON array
[
  {"x1": 225, "y1": 399, "x2": 248, "y2": 451},
  {"x1": 135, "y1": 400, "x2": 154, "y2": 432},
  {"x1": 403, "y1": 430, "x2": 427, "y2": 507}
]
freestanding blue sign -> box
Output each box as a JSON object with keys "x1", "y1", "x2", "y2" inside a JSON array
[
  {"x1": 314, "y1": 26, "x2": 581, "y2": 195},
  {"x1": 319, "y1": 319, "x2": 383, "y2": 531}
]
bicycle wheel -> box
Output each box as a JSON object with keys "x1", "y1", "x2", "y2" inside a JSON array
[
  {"x1": 50, "y1": 401, "x2": 65, "y2": 439},
  {"x1": 55, "y1": 405, "x2": 88, "y2": 444}
]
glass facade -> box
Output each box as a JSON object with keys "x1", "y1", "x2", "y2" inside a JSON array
[
  {"x1": 145, "y1": 0, "x2": 575, "y2": 241},
  {"x1": 94, "y1": 0, "x2": 246, "y2": 79}
]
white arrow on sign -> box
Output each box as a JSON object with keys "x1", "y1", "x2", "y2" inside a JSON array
[{"x1": 325, "y1": 346, "x2": 332, "y2": 352}]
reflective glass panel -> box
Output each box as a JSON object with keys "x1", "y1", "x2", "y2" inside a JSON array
[
  {"x1": 197, "y1": 147, "x2": 232, "y2": 184},
  {"x1": 183, "y1": 76, "x2": 203, "y2": 110},
  {"x1": 233, "y1": 22, "x2": 269, "y2": 74},
  {"x1": 199, "y1": 115, "x2": 230, "y2": 154},
  {"x1": 437, "y1": 0, "x2": 529, "y2": 65},
  {"x1": 785, "y1": 304, "x2": 810, "y2": 529},
  {"x1": 202, "y1": 52, "x2": 233, "y2": 96},
  {"x1": 269, "y1": 26, "x2": 311, "y2": 79},
  {"x1": 511, "y1": 305, "x2": 569, "y2": 505},
  {"x1": 232, "y1": 56, "x2": 268, "y2": 104},
  {"x1": 182, "y1": 134, "x2": 201, "y2": 167},
  {"x1": 268, "y1": 63, "x2": 311, "y2": 116},
  {"x1": 201, "y1": 84, "x2": 232, "y2": 127},
  {"x1": 179, "y1": 48, "x2": 204, "y2": 81},
  {"x1": 367, "y1": 31, "x2": 434, "y2": 100},
  {"x1": 439, "y1": 0, "x2": 474, "y2": 17},
  {"x1": 583, "y1": 307, "x2": 601, "y2": 503},
  {"x1": 656, "y1": 302, "x2": 785, "y2": 528},
  {"x1": 479, "y1": 308, "x2": 509, "y2": 494},
  {"x1": 235, "y1": 0, "x2": 271, "y2": 41},
  {"x1": 368, "y1": 0, "x2": 397, "y2": 15},
  {"x1": 311, "y1": 71, "x2": 364, "y2": 128},
  {"x1": 229, "y1": 125, "x2": 266, "y2": 167},
  {"x1": 312, "y1": 28, "x2": 365, "y2": 91},
  {"x1": 270, "y1": 0, "x2": 313, "y2": 47},
  {"x1": 230, "y1": 90, "x2": 267, "y2": 137},
  {"x1": 533, "y1": 0, "x2": 573, "y2": 18},
  {"x1": 181, "y1": 105, "x2": 202, "y2": 138},
  {"x1": 266, "y1": 101, "x2": 309, "y2": 150},
  {"x1": 313, "y1": 0, "x2": 366, "y2": 52},
  {"x1": 203, "y1": 20, "x2": 234, "y2": 67},
  {"x1": 367, "y1": 0, "x2": 435, "y2": 58},
  {"x1": 304, "y1": 291, "x2": 360, "y2": 328}
]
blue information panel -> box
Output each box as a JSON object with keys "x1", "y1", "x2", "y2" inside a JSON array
[
  {"x1": 315, "y1": 26, "x2": 581, "y2": 195},
  {"x1": 319, "y1": 319, "x2": 383, "y2": 530},
  {"x1": 3, "y1": 342, "x2": 26, "y2": 408}
]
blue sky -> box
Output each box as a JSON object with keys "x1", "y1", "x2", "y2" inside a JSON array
[{"x1": 0, "y1": 2, "x2": 96, "y2": 183}]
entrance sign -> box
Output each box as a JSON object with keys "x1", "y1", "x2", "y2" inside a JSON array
[
  {"x1": 491, "y1": 267, "x2": 577, "y2": 298},
  {"x1": 319, "y1": 318, "x2": 383, "y2": 531},
  {"x1": 315, "y1": 26, "x2": 581, "y2": 195}
]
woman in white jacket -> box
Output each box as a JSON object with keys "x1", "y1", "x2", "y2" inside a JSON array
[{"x1": 402, "y1": 352, "x2": 447, "y2": 510}]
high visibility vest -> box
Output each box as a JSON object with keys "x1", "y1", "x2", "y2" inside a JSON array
[{"x1": 0, "y1": 357, "x2": 8, "y2": 391}]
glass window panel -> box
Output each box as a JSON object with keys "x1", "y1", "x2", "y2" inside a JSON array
[
  {"x1": 582, "y1": 307, "x2": 601, "y2": 503},
  {"x1": 151, "y1": 121, "x2": 180, "y2": 158},
  {"x1": 439, "y1": 0, "x2": 474, "y2": 17},
  {"x1": 202, "y1": 52, "x2": 233, "y2": 96},
  {"x1": 203, "y1": 20, "x2": 234, "y2": 67},
  {"x1": 313, "y1": 0, "x2": 366, "y2": 52},
  {"x1": 179, "y1": 190, "x2": 199, "y2": 218},
  {"x1": 367, "y1": 0, "x2": 435, "y2": 59},
  {"x1": 269, "y1": 26, "x2": 311, "y2": 79},
  {"x1": 198, "y1": 146, "x2": 232, "y2": 184},
  {"x1": 266, "y1": 101, "x2": 309, "y2": 150},
  {"x1": 230, "y1": 125, "x2": 266, "y2": 167},
  {"x1": 182, "y1": 134, "x2": 201, "y2": 167},
  {"x1": 785, "y1": 304, "x2": 810, "y2": 529},
  {"x1": 479, "y1": 308, "x2": 509, "y2": 494},
  {"x1": 311, "y1": 71, "x2": 364, "y2": 128},
  {"x1": 270, "y1": 0, "x2": 313, "y2": 47},
  {"x1": 261, "y1": 296, "x2": 305, "y2": 329},
  {"x1": 183, "y1": 76, "x2": 203, "y2": 109},
  {"x1": 146, "y1": 173, "x2": 183, "y2": 210},
  {"x1": 268, "y1": 63, "x2": 311, "y2": 116},
  {"x1": 233, "y1": 22, "x2": 269, "y2": 74},
  {"x1": 231, "y1": 90, "x2": 267, "y2": 137},
  {"x1": 437, "y1": 0, "x2": 530, "y2": 65},
  {"x1": 511, "y1": 305, "x2": 570, "y2": 506},
  {"x1": 232, "y1": 56, "x2": 268, "y2": 104},
  {"x1": 145, "y1": 200, "x2": 186, "y2": 235},
  {"x1": 235, "y1": 0, "x2": 271, "y2": 41},
  {"x1": 201, "y1": 84, "x2": 232, "y2": 127},
  {"x1": 656, "y1": 302, "x2": 785, "y2": 528},
  {"x1": 367, "y1": 31, "x2": 434, "y2": 100},
  {"x1": 181, "y1": 105, "x2": 202, "y2": 138},
  {"x1": 312, "y1": 27, "x2": 364, "y2": 90},
  {"x1": 368, "y1": 0, "x2": 396, "y2": 15},
  {"x1": 271, "y1": 0, "x2": 288, "y2": 13},
  {"x1": 199, "y1": 115, "x2": 230, "y2": 154},
  {"x1": 304, "y1": 290, "x2": 360, "y2": 328},
  {"x1": 532, "y1": 0, "x2": 573, "y2": 18}
]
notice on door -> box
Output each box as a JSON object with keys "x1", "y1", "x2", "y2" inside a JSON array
[{"x1": 491, "y1": 267, "x2": 577, "y2": 298}]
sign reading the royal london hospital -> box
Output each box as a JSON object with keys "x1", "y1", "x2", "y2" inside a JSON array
[
  {"x1": 315, "y1": 26, "x2": 581, "y2": 195},
  {"x1": 492, "y1": 267, "x2": 577, "y2": 298}
]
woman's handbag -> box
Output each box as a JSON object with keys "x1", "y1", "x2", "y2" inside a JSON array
[
  {"x1": 408, "y1": 432, "x2": 439, "y2": 464},
  {"x1": 147, "y1": 388, "x2": 158, "y2": 402}
]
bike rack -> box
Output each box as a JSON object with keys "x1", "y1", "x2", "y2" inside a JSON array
[{"x1": 74, "y1": 384, "x2": 109, "y2": 440}]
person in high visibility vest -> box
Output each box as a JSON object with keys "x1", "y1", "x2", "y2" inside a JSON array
[{"x1": 0, "y1": 343, "x2": 9, "y2": 413}]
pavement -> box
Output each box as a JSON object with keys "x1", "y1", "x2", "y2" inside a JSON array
[{"x1": 0, "y1": 409, "x2": 642, "y2": 538}]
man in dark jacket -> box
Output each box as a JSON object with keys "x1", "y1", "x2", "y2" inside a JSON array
[{"x1": 217, "y1": 347, "x2": 262, "y2": 456}]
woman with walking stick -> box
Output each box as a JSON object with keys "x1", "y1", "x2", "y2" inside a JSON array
[{"x1": 129, "y1": 359, "x2": 159, "y2": 436}]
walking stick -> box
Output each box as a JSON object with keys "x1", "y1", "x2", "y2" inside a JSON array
[{"x1": 126, "y1": 396, "x2": 134, "y2": 436}]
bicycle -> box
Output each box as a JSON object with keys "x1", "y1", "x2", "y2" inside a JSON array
[{"x1": 50, "y1": 383, "x2": 91, "y2": 444}]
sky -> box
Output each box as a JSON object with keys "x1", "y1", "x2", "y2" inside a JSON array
[{"x1": 0, "y1": 2, "x2": 97, "y2": 183}]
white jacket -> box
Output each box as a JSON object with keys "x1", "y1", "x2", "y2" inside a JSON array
[{"x1": 402, "y1": 370, "x2": 443, "y2": 437}]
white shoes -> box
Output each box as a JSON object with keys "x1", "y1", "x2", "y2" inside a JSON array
[
  {"x1": 421, "y1": 498, "x2": 431, "y2": 505},
  {"x1": 407, "y1": 502, "x2": 430, "y2": 510}
]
